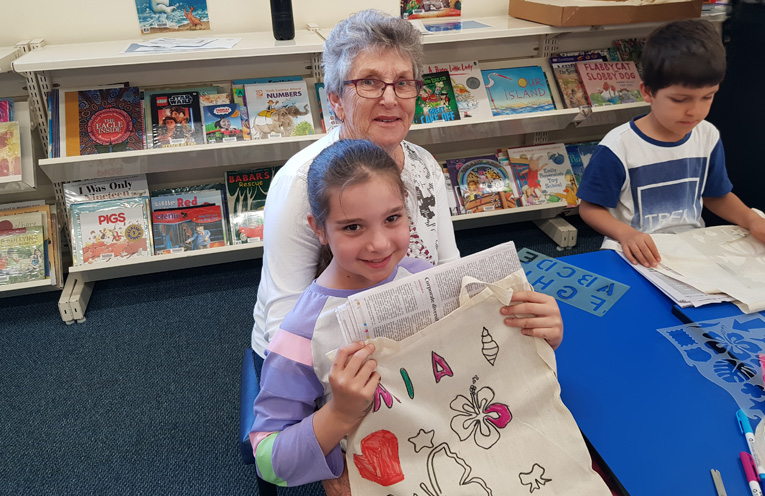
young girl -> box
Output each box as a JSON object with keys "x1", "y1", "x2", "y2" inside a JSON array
[{"x1": 249, "y1": 139, "x2": 563, "y2": 491}]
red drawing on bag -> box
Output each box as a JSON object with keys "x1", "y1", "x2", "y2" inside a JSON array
[
  {"x1": 353, "y1": 430, "x2": 405, "y2": 486},
  {"x1": 432, "y1": 351, "x2": 454, "y2": 383}
]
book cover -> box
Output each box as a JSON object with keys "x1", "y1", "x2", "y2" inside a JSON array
[
  {"x1": 142, "y1": 85, "x2": 219, "y2": 146},
  {"x1": 199, "y1": 93, "x2": 230, "y2": 106},
  {"x1": 549, "y1": 52, "x2": 605, "y2": 109},
  {"x1": 151, "y1": 204, "x2": 226, "y2": 254},
  {"x1": 481, "y1": 66, "x2": 556, "y2": 116},
  {"x1": 565, "y1": 141, "x2": 599, "y2": 187},
  {"x1": 315, "y1": 83, "x2": 341, "y2": 133},
  {"x1": 0, "y1": 122, "x2": 22, "y2": 181},
  {"x1": 0, "y1": 225, "x2": 46, "y2": 285},
  {"x1": 134, "y1": 0, "x2": 210, "y2": 35},
  {"x1": 413, "y1": 71, "x2": 461, "y2": 125},
  {"x1": 225, "y1": 167, "x2": 278, "y2": 243},
  {"x1": 424, "y1": 61, "x2": 492, "y2": 120},
  {"x1": 556, "y1": 48, "x2": 620, "y2": 62},
  {"x1": 202, "y1": 103, "x2": 244, "y2": 144},
  {"x1": 576, "y1": 61, "x2": 643, "y2": 107},
  {"x1": 506, "y1": 143, "x2": 577, "y2": 207},
  {"x1": 70, "y1": 197, "x2": 152, "y2": 266},
  {"x1": 0, "y1": 205, "x2": 55, "y2": 280},
  {"x1": 445, "y1": 155, "x2": 518, "y2": 213},
  {"x1": 0, "y1": 98, "x2": 13, "y2": 123},
  {"x1": 613, "y1": 38, "x2": 646, "y2": 77},
  {"x1": 150, "y1": 183, "x2": 228, "y2": 245},
  {"x1": 64, "y1": 174, "x2": 150, "y2": 209},
  {"x1": 68, "y1": 87, "x2": 145, "y2": 156},
  {"x1": 231, "y1": 85, "x2": 252, "y2": 141},
  {"x1": 150, "y1": 91, "x2": 204, "y2": 148},
  {"x1": 401, "y1": 0, "x2": 461, "y2": 20},
  {"x1": 244, "y1": 80, "x2": 315, "y2": 139},
  {"x1": 441, "y1": 168, "x2": 461, "y2": 216}
]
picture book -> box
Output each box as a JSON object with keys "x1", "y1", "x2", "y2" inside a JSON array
[
  {"x1": 0, "y1": 98, "x2": 13, "y2": 122},
  {"x1": 576, "y1": 61, "x2": 643, "y2": 107},
  {"x1": 556, "y1": 48, "x2": 620, "y2": 63},
  {"x1": 149, "y1": 91, "x2": 204, "y2": 148},
  {"x1": 0, "y1": 225, "x2": 46, "y2": 286},
  {"x1": 142, "y1": 85, "x2": 219, "y2": 146},
  {"x1": 505, "y1": 143, "x2": 578, "y2": 207},
  {"x1": 66, "y1": 87, "x2": 145, "y2": 156},
  {"x1": 481, "y1": 66, "x2": 556, "y2": 116},
  {"x1": 134, "y1": 0, "x2": 210, "y2": 35},
  {"x1": 401, "y1": 0, "x2": 461, "y2": 20},
  {"x1": 424, "y1": 61, "x2": 492, "y2": 120},
  {"x1": 199, "y1": 93, "x2": 230, "y2": 106},
  {"x1": 441, "y1": 168, "x2": 462, "y2": 216},
  {"x1": 413, "y1": 71, "x2": 461, "y2": 125},
  {"x1": 315, "y1": 83, "x2": 341, "y2": 133},
  {"x1": 151, "y1": 204, "x2": 226, "y2": 254},
  {"x1": 202, "y1": 103, "x2": 244, "y2": 144},
  {"x1": 150, "y1": 183, "x2": 228, "y2": 245},
  {"x1": 225, "y1": 167, "x2": 278, "y2": 243},
  {"x1": 565, "y1": 141, "x2": 599, "y2": 187},
  {"x1": 231, "y1": 85, "x2": 252, "y2": 140},
  {"x1": 0, "y1": 205, "x2": 55, "y2": 282},
  {"x1": 244, "y1": 80, "x2": 315, "y2": 139},
  {"x1": 549, "y1": 52, "x2": 606, "y2": 109},
  {"x1": 0, "y1": 122, "x2": 22, "y2": 182},
  {"x1": 445, "y1": 155, "x2": 518, "y2": 213},
  {"x1": 64, "y1": 174, "x2": 150, "y2": 209},
  {"x1": 613, "y1": 38, "x2": 646, "y2": 76},
  {"x1": 70, "y1": 197, "x2": 152, "y2": 266}
]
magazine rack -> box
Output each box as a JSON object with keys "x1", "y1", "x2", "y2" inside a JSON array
[{"x1": 10, "y1": 13, "x2": 722, "y2": 321}]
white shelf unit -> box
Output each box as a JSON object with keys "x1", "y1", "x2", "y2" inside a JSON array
[{"x1": 10, "y1": 15, "x2": 720, "y2": 318}]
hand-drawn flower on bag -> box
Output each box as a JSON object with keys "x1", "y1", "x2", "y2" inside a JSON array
[
  {"x1": 703, "y1": 331, "x2": 759, "y2": 360},
  {"x1": 450, "y1": 385, "x2": 512, "y2": 449}
]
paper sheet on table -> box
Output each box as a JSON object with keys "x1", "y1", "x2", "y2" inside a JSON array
[
  {"x1": 651, "y1": 224, "x2": 765, "y2": 313},
  {"x1": 335, "y1": 241, "x2": 522, "y2": 344},
  {"x1": 122, "y1": 37, "x2": 240, "y2": 54}
]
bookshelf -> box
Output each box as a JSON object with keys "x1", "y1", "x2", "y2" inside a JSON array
[{"x1": 10, "y1": 14, "x2": 721, "y2": 320}]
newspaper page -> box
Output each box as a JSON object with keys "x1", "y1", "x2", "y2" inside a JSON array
[{"x1": 336, "y1": 241, "x2": 522, "y2": 344}]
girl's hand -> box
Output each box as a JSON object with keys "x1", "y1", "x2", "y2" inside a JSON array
[
  {"x1": 327, "y1": 342, "x2": 380, "y2": 428},
  {"x1": 500, "y1": 291, "x2": 563, "y2": 350}
]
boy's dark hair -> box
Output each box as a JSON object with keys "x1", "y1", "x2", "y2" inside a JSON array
[
  {"x1": 641, "y1": 20, "x2": 726, "y2": 93},
  {"x1": 307, "y1": 139, "x2": 405, "y2": 277}
]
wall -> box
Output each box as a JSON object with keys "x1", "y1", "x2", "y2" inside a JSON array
[{"x1": 1, "y1": 0, "x2": 510, "y2": 46}]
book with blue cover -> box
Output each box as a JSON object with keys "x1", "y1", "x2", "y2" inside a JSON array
[{"x1": 481, "y1": 66, "x2": 555, "y2": 116}]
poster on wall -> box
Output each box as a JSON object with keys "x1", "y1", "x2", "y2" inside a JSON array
[
  {"x1": 401, "y1": 0, "x2": 462, "y2": 20},
  {"x1": 134, "y1": 0, "x2": 210, "y2": 35}
]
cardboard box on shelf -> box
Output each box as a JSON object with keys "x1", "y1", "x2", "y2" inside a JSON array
[{"x1": 508, "y1": 0, "x2": 702, "y2": 27}]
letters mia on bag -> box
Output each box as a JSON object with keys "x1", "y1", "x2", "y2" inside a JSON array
[{"x1": 343, "y1": 271, "x2": 611, "y2": 496}]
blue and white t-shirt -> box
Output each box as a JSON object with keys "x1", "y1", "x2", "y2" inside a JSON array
[{"x1": 577, "y1": 117, "x2": 732, "y2": 249}]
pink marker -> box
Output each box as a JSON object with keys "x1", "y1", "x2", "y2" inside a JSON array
[{"x1": 742, "y1": 451, "x2": 764, "y2": 496}]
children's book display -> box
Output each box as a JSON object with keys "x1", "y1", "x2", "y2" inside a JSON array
[
  {"x1": 0, "y1": 223, "x2": 46, "y2": 286},
  {"x1": 202, "y1": 103, "x2": 244, "y2": 143},
  {"x1": 150, "y1": 184, "x2": 228, "y2": 254},
  {"x1": 576, "y1": 61, "x2": 643, "y2": 107},
  {"x1": 424, "y1": 61, "x2": 492, "y2": 120},
  {"x1": 225, "y1": 168, "x2": 278, "y2": 244},
  {"x1": 505, "y1": 143, "x2": 577, "y2": 207},
  {"x1": 0, "y1": 202, "x2": 59, "y2": 287},
  {"x1": 64, "y1": 175, "x2": 152, "y2": 266},
  {"x1": 134, "y1": 0, "x2": 210, "y2": 35},
  {"x1": 549, "y1": 53, "x2": 605, "y2": 109},
  {"x1": 481, "y1": 66, "x2": 555, "y2": 116},
  {"x1": 149, "y1": 90, "x2": 204, "y2": 148},
  {"x1": 243, "y1": 79, "x2": 314, "y2": 139},
  {"x1": 414, "y1": 71, "x2": 461, "y2": 124},
  {"x1": 0, "y1": 122, "x2": 22, "y2": 182},
  {"x1": 445, "y1": 155, "x2": 518, "y2": 213}
]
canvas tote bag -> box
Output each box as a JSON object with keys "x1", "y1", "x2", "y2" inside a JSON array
[{"x1": 343, "y1": 270, "x2": 611, "y2": 496}]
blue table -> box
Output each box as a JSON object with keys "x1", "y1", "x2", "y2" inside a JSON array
[{"x1": 553, "y1": 250, "x2": 751, "y2": 496}]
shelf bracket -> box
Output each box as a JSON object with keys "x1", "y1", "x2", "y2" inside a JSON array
[
  {"x1": 533, "y1": 216, "x2": 578, "y2": 250},
  {"x1": 311, "y1": 53, "x2": 323, "y2": 82},
  {"x1": 14, "y1": 39, "x2": 50, "y2": 155},
  {"x1": 58, "y1": 274, "x2": 94, "y2": 324}
]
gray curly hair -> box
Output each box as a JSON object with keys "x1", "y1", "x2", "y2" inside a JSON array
[{"x1": 322, "y1": 9, "x2": 424, "y2": 97}]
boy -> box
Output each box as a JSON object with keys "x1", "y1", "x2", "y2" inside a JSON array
[{"x1": 577, "y1": 20, "x2": 765, "y2": 267}]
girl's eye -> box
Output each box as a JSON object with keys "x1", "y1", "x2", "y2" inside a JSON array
[
  {"x1": 386, "y1": 214, "x2": 401, "y2": 223},
  {"x1": 343, "y1": 224, "x2": 361, "y2": 232}
]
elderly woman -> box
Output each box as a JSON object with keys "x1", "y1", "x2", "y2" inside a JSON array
[{"x1": 249, "y1": 9, "x2": 564, "y2": 495}]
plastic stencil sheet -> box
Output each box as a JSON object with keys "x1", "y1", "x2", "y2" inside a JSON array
[
  {"x1": 657, "y1": 313, "x2": 765, "y2": 420},
  {"x1": 518, "y1": 248, "x2": 629, "y2": 316}
]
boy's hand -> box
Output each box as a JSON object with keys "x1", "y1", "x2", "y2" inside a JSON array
[
  {"x1": 749, "y1": 216, "x2": 765, "y2": 244},
  {"x1": 327, "y1": 342, "x2": 380, "y2": 428},
  {"x1": 618, "y1": 230, "x2": 661, "y2": 267},
  {"x1": 500, "y1": 291, "x2": 563, "y2": 350}
]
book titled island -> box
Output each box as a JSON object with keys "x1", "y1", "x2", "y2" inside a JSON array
[
  {"x1": 481, "y1": 66, "x2": 555, "y2": 116},
  {"x1": 576, "y1": 61, "x2": 643, "y2": 107},
  {"x1": 414, "y1": 71, "x2": 461, "y2": 125}
]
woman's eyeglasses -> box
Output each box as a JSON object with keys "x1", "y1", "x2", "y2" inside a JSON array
[{"x1": 343, "y1": 78, "x2": 423, "y2": 99}]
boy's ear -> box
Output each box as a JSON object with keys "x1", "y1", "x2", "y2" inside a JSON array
[
  {"x1": 307, "y1": 214, "x2": 328, "y2": 245},
  {"x1": 639, "y1": 82, "x2": 654, "y2": 103}
]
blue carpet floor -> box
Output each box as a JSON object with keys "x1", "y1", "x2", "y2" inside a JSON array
[{"x1": 0, "y1": 217, "x2": 602, "y2": 495}]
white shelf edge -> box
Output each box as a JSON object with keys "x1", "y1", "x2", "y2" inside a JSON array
[
  {"x1": 0, "y1": 46, "x2": 20, "y2": 73},
  {"x1": 12, "y1": 30, "x2": 326, "y2": 73},
  {"x1": 452, "y1": 202, "x2": 569, "y2": 231},
  {"x1": 67, "y1": 241, "x2": 263, "y2": 283},
  {"x1": 0, "y1": 278, "x2": 59, "y2": 298}
]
